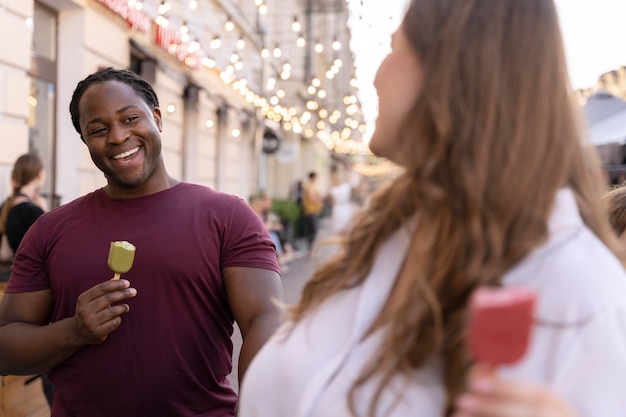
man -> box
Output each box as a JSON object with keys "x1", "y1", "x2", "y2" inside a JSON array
[
  {"x1": 302, "y1": 171, "x2": 323, "y2": 249},
  {"x1": 0, "y1": 68, "x2": 283, "y2": 416}
]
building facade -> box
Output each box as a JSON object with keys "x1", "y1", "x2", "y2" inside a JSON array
[
  {"x1": 576, "y1": 66, "x2": 626, "y2": 103},
  {"x1": 0, "y1": 0, "x2": 364, "y2": 207}
]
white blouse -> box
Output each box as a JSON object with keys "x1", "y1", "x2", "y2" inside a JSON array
[{"x1": 238, "y1": 189, "x2": 626, "y2": 417}]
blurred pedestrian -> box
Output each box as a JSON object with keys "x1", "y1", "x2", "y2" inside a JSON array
[
  {"x1": 302, "y1": 171, "x2": 323, "y2": 250},
  {"x1": 238, "y1": 0, "x2": 626, "y2": 416},
  {"x1": 0, "y1": 152, "x2": 55, "y2": 407},
  {"x1": 603, "y1": 185, "x2": 626, "y2": 246},
  {"x1": 326, "y1": 165, "x2": 355, "y2": 235}
]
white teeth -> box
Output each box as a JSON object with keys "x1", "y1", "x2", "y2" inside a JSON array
[{"x1": 113, "y1": 147, "x2": 139, "y2": 160}]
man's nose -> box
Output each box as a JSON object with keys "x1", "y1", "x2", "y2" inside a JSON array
[{"x1": 108, "y1": 123, "x2": 131, "y2": 144}]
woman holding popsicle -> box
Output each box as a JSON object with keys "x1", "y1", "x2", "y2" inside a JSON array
[{"x1": 238, "y1": 0, "x2": 626, "y2": 416}]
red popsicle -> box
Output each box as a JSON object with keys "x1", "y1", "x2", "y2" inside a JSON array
[{"x1": 467, "y1": 286, "x2": 536, "y2": 367}]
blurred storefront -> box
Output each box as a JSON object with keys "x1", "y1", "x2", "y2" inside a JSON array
[{"x1": 0, "y1": 0, "x2": 367, "y2": 206}]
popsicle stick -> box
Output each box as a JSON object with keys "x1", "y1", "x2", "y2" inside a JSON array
[{"x1": 112, "y1": 272, "x2": 121, "y2": 280}]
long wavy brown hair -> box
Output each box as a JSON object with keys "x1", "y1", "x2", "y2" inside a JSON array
[{"x1": 288, "y1": 0, "x2": 624, "y2": 415}]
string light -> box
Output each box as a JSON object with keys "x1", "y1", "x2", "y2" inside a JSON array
[
  {"x1": 314, "y1": 40, "x2": 324, "y2": 53},
  {"x1": 225, "y1": 16, "x2": 234, "y2": 32},
  {"x1": 296, "y1": 33, "x2": 305, "y2": 47},
  {"x1": 291, "y1": 16, "x2": 301, "y2": 32},
  {"x1": 210, "y1": 36, "x2": 221, "y2": 49},
  {"x1": 155, "y1": 14, "x2": 169, "y2": 27},
  {"x1": 273, "y1": 44, "x2": 282, "y2": 58},
  {"x1": 187, "y1": 39, "x2": 200, "y2": 53},
  {"x1": 132, "y1": 0, "x2": 368, "y2": 154},
  {"x1": 201, "y1": 56, "x2": 216, "y2": 68},
  {"x1": 158, "y1": 0, "x2": 171, "y2": 15},
  {"x1": 179, "y1": 21, "x2": 188, "y2": 35}
]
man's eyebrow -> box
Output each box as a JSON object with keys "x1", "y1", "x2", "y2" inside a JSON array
[{"x1": 85, "y1": 105, "x2": 140, "y2": 126}]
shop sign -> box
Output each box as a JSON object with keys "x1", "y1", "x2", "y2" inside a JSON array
[
  {"x1": 96, "y1": 0, "x2": 151, "y2": 33},
  {"x1": 154, "y1": 25, "x2": 201, "y2": 69},
  {"x1": 262, "y1": 129, "x2": 281, "y2": 154}
]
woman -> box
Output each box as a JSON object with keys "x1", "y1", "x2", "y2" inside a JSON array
[
  {"x1": 0, "y1": 152, "x2": 54, "y2": 406},
  {"x1": 239, "y1": 0, "x2": 626, "y2": 416},
  {"x1": 0, "y1": 153, "x2": 47, "y2": 254}
]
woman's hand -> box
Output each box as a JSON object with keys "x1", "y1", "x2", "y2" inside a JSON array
[{"x1": 453, "y1": 365, "x2": 577, "y2": 417}]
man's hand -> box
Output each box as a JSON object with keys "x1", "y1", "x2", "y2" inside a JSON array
[{"x1": 72, "y1": 279, "x2": 137, "y2": 345}]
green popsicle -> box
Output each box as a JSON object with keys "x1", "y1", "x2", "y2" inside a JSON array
[{"x1": 108, "y1": 241, "x2": 136, "y2": 280}]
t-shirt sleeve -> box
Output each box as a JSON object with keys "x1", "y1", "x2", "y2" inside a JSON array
[{"x1": 220, "y1": 199, "x2": 280, "y2": 273}]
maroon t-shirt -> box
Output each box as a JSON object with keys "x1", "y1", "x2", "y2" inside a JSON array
[{"x1": 8, "y1": 183, "x2": 279, "y2": 416}]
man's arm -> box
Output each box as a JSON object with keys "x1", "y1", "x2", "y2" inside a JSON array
[
  {"x1": 0, "y1": 279, "x2": 137, "y2": 375},
  {"x1": 223, "y1": 266, "x2": 283, "y2": 383}
]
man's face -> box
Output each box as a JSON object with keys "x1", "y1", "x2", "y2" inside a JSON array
[{"x1": 78, "y1": 80, "x2": 165, "y2": 197}]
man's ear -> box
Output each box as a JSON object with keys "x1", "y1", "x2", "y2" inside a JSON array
[{"x1": 153, "y1": 107, "x2": 163, "y2": 132}]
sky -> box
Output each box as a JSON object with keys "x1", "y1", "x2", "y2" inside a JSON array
[{"x1": 346, "y1": 0, "x2": 626, "y2": 137}]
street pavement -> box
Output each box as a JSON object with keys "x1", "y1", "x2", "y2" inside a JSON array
[{"x1": 228, "y1": 218, "x2": 336, "y2": 392}]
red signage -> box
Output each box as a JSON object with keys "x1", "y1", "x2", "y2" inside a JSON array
[
  {"x1": 96, "y1": 0, "x2": 151, "y2": 33},
  {"x1": 154, "y1": 25, "x2": 201, "y2": 69}
]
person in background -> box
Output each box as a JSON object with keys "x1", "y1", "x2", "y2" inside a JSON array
[
  {"x1": 0, "y1": 153, "x2": 48, "y2": 254},
  {"x1": 0, "y1": 152, "x2": 55, "y2": 407},
  {"x1": 301, "y1": 171, "x2": 323, "y2": 251},
  {"x1": 0, "y1": 67, "x2": 283, "y2": 416},
  {"x1": 326, "y1": 165, "x2": 355, "y2": 235},
  {"x1": 238, "y1": 0, "x2": 626, "y2": 416},
  {"x1": 250, "y1": 193, "x2": 298, "y2": 269},
  {"x1": 603, "y1": 185, "x2": 626, "y2": 245}
]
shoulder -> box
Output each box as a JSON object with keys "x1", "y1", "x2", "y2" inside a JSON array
[
  {"x1": 42, "y1": 192, "x2": 94, "y2": 216},
  {"x1": 10, "y1": 200, "x2": 44, "y2": 216},
  {"x1": 505, "y1": 225, "x2": 626, "y2": 323},
  {"x1": 173, "y1": 184, "x2": 260, "y2": 228},
  {"x1": 32, "y1": 192, "x2": 99, "y2": 232},
  {"x1": 175, "y1": 183, "x2": 245, "y2": 208}
]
